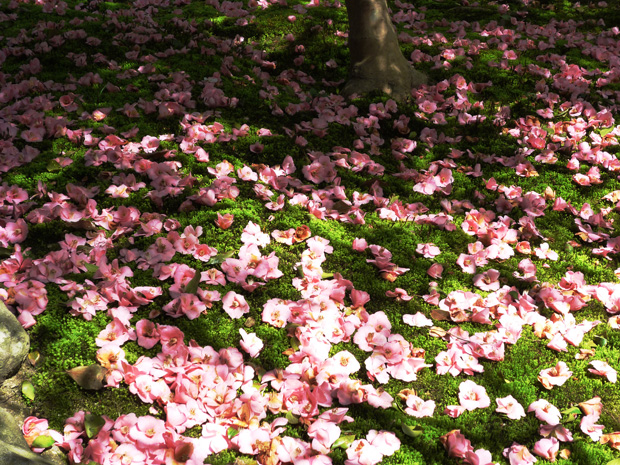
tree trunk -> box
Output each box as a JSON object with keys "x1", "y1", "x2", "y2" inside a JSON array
[{"x1": 342, "y1": 0, "x2": 426, "y2": 100}]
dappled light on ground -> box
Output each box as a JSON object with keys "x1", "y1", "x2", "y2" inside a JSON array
[{"x1": 2, "y1": 0, "x2": 620, "y2": 464}]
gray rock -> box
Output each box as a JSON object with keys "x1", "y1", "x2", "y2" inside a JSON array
[
  {"x1": 0, "y1": 300, "x2": 29, "y2": 383},
  {"x1": 0, "y1": 365, "x2": 68, "y2": 465},
  {"x1": 0, "y1": 407, "x2": 55, "y2": 465}
]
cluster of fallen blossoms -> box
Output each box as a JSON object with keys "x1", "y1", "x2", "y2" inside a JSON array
[
  {"x1": 13, "y1": 219, "x2": 620, "y2": 465},
  {"x1": 18, "y1": 227, "x2": 414, "y2": 465},
  {"x1": 3, "y1": 0, "x2": 620, "y2": 463},
  {"x1": 441, "y1": 393, "x2": 620, "y2": 465}
]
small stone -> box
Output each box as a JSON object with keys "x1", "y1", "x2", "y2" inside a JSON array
[{"x1": 0, "y1": 301, "x2": 29, "y2": 383}]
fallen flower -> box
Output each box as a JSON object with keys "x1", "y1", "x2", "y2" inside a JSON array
[
  {"x1": 579, "y1": 397, "x2": 602, "y2": 417},
  {"x1": 588, "y1": 360, "x2": 617, "y2": 383},
  {"x1": 528, "y1": 399, "x2": 561, "y2": 425},
  {"x1": 581, "y1": 414, "x2": 605, "y2": 442},
  {"x1": 222, "y1": 291, "x2": 249, "y2": 319},
  {"x1": 440, "y1": 430, "x2": 473, "y2": 459},
  {"x1": 495, "y1": 395, "x2": 526, "y2": 420},
  {"x1": 458, "y1": 380, "x2": 490, "y2": 411},
  {"x1": 600, "y1": 432, "x2": 620, "y2": 451},
  {"x1": 402, "y1": 312, "x2": 433, "y2": 327},
  {"x1": 538, "y1": 361, "x2": 572, "y2": 389},
  {"x1": 239, "y1": 328, "x2": 263, "y2": 358},
  {"x1": 215, "y1": 213, "x2": 234, "y2": 229},
  {"x1": 533, "y1": 437, "x2": 559, "y2": 462},
  {"x1": 503, "y1": 442, "x2": 537, "y2": 465}
]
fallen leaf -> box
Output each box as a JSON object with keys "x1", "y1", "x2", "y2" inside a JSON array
[
  {"x1": 429, "y1": 326, "x2": 447, "y2": 338},
  {"x1": 331, "y1": 200, "x2": 351, "y2": 215},
  {"x1": 593, "y1": 336, "x2": 608, "y2": 347},
  {"x1": 402, "y1": 423, "x2": 423, "y2": 437},
  {"x1": 174, "y1": 442, "x2": 194, "y2": 463},
  {"x1": 207, "y1": 250, "x2": 235, "y2": 265},
  {"x1": 31, "y1": 435, "x2": 55, "y2": 449},
  {"x1": 600, "y1": 127, "x2": 615, "y2": 137},
  {"x1": 575, "y1": 349, "x2": 595, "y2": 360},
  {"x1": 184, "y1": 269, "x2": 201, "y2": 294},
  {"x1": 332, "y1": 434, "x2": 356, "y2": 449},
  {"x1": 66, "y1": 365, "x2": 107, "y2": 390},
  {"x1": 21, "y1": 381, "x2": 35, "y2": 400},
  {"x1": 28, "y1": 351, "x2": 40, "y2": 366},
  {"x1": 84, "y1": 413, "x2": 106, "y2": 438},
  {"x1": 285, "y1": 411, "x2": 299, "y2": 425},
  {"x1": 430, "y1": 309, "x2": 451, "y2": 321}
]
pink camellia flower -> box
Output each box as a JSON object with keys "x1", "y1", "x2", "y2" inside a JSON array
[
  {"x1": 539, "y1": 424, "x2": 573, "y2": 442},
  {"x1": 215, "y1": 213, "x2": 234, "y2": 229},
  {"x1": 128, "y1": 416, "x2": 166, "y2": 449},
  {"x1": 444, "y1": 405, "x2": 466, "y2": 418},
  {"x1": 201, "y1": 268, "x2": 226, "y2": 286},
  {"x1": 352, "y1": 238, "x2": 368, "y2": 252},
  {"x1": 238, "y1": 328, "x2": 263, "y2": 358},
  {"x1": 427, "y1": 263, "x2": 444, "y2": 278},
  {"x1": 95, "y1": 318, "x2": 135, "y2": 347},
  {"x1": 503, "y1": 443, "x2": 537, "y2": 465},
  {"x1": 367, "y1": 430, "x2": 400, "y2": 456},
  {"x1": 588, "y1": 360, "x2": 617, "y2": 383},
  {"x1": 538, "y1": 361, "x2": 573, "y2": 389},
  {"x1": 110, "y1": 443, "x2": 147, "y2": 465},
  {"x1": 200, "y1": 423, "x2": 229, "y2": 455},
  {"x1": 237, "y1": 165, "x2": 258, "y2": 181},
  {"x1": 503, "y1": 50, "x2": 518, "y2": 60},
  {"x1": 578, "y1": 396, "x2": 602, "y2": 417},
  {"x1": 473, "y1": 269, "x2": 501, "y2": 291},
  {"x1": 581, "y1": 414, "x2": 605, "y2": 441},
  {"x1": 416, "y1": 243, "x2": 441, "y2": 258},
  {"x1": 385, "y1": 288, "x2": 412, "y2": 301},
  {"x1": 350, "y1": 290, "x2": 371, "y2": 309},
  {"x1": 140, "y1": 135, "x2": 160, "y2": 153},
  {"x1": 457, "y1": 254, "x2": 477, "y2": 274},
  {"x1": 495, "y1": 395, "x2": 526, "y2": 420},
  {"x1": 464, "y1": 448, "x2": 496, "y2": 465},
  {"x1": 528, "y1": 399, "x2": 561, "y2": 425},
  {"x1": 194, "y1": 244, "x2": 218, "y2": 262},
  {"x1": 534, "y1": 243, "x2": 558, "y2": 261},
  {"x1": 440, "y1": 430, "x2": 473, "y2": 459},
  {"x1": 402, "y1": 312, "x2": 433, "y2": 327},
  {"x1": 458, "y1": 380, "x2": 490, "y2": 411},
  {"x1": 222, "y1": 291, "x2": 249, "y2": 319},
  {"x1": 402, "y1": 393, "x2": 436, "y2": 418},
  {"x1": 276, "y1": 437, "x2": 311, "y2": 463},
  {"x1": 533, "y1": 437, "x2": 559, "y2": 462},
  {"x1": 330, "y1": 350, "x2": 361, "y2": 375},
  {"x1": 516, "y1": 241, "x2": 532, "y2": 254},
  {"x1": 307, "y1": 419, "x2": 341, "y2": 454},
  {"x1": 59, "y1": 94, "x2": 79, "y2": 112},
  {"x1": 22, "y1": 416, "x2": 54, "y2": 448},
  {"x1": 345, "y1": 438, "x2": 383, "y2": 465},
  {"x1": 241, "y1": 221, "x2": 270, "y2": 247},
  {"x1": 158, "y1": 325, "x2": 185, "y2": 354}
]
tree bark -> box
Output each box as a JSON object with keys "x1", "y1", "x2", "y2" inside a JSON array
[{"x1": 343, "y1": 0, "x2": 426, "y2": 100}]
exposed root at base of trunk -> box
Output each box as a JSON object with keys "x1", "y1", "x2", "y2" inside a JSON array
[{"x1": 341, "y1": 67, "x2": 427, "y2": 101}]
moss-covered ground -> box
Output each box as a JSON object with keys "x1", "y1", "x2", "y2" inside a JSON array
[{"x1": 2, "y1": 0, "x2": 620, "y2": 463}]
